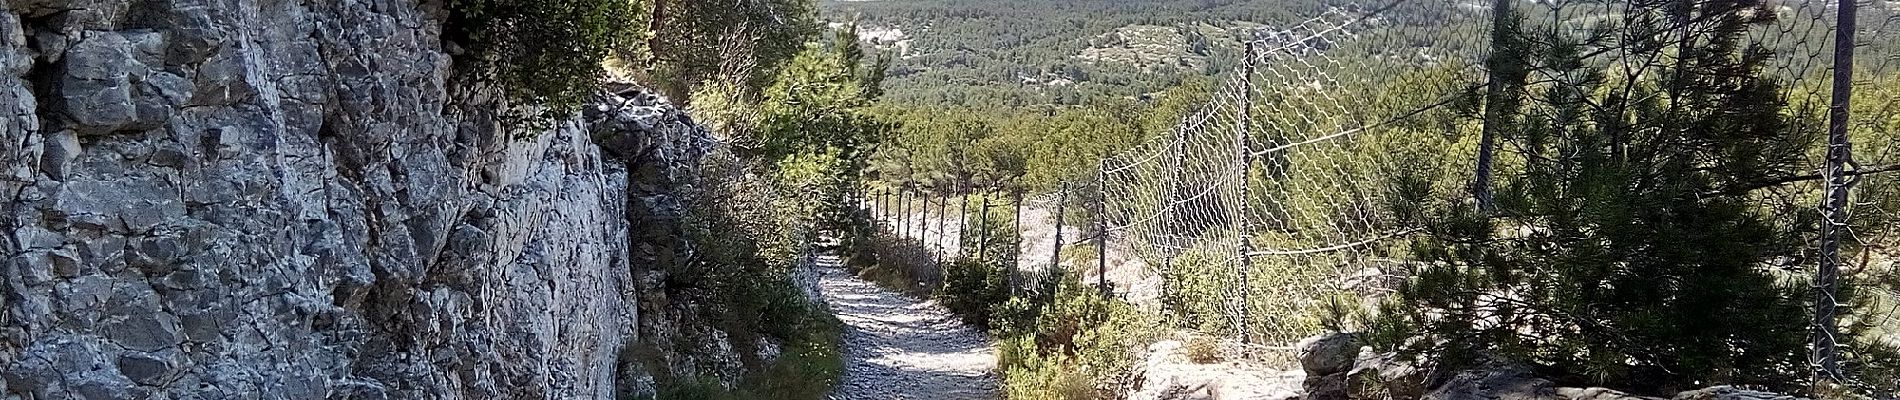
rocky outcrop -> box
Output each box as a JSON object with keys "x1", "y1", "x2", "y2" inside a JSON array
[
  {"x1": 1282, "y1": 335, "x2": 1814, "y2": 400},
  {"x1": 1669, "y1": 387, "x2": 1803, "y2": 400},
  {"x1": 0, "y1": 0, "x2": 723, "y2": 398},
  {"x1": 1128, "y1": 338, "x2": 1303, "y2": 400},
  {"x1": 1299, "y1": 333, "x2": 1358, "y2": 400}
]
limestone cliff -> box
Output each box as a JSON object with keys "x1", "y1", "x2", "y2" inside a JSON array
[{"x1": 0, "y1": 0, "x2": 725, "y2": 398}]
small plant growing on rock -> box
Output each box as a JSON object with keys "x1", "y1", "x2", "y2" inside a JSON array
[{"x1": 1184, "y1": 335, "x2": 1219, "y2": 364}]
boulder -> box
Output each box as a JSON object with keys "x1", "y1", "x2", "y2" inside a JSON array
[
  {"x1": 1347, "y1": 349, "x2": 1431, "y2": 400},
  {"x1": 1298, "y1": 333, "x2": 1360, "y2": 400},
  {"x1": 1557, "y1": 387, "x2": 1662, "y2": 400},
  {"x1": 1298, "y1": 333, "x2": 1360, "y2": 376},
  {"x1": 1422, "y1": 362, "x2": 1557, "y2": 400},
  {"x1": 1670, "y1": 387, "x2": 1804, "y2": 400}
]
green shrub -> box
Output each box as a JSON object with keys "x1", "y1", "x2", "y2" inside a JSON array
[
  {"x1": 444, "y1": 0, "x2": 638, "y2": 125},
  {"x1": 1000, "y1": 345, "x2": 1101, "y2": 400},
  {"x1": 852, "y1": 223, "x2": 938, "y2": 296},
  {"x1": 1183, "y1": 335, "x2": 1219, "y2": 364},
  {"x1": 939, "y1": 257, "x2": 1011, "y2": 328},
  {"x1": 1373, "y1": 2, "x2": 1821, "y2": 393},
  {"x1": 623, "y1": 149, "x2": 843, "y2": 400},
  {"x1": 995, "y1": 278, "x2": 1162, "y2": 400},
  {"x1": 743, "y1": 311, "x2": 845, "y2": 399}
]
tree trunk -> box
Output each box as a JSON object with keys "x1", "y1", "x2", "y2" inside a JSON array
[{"x1": 647, "y1": 0, "x2": 667, "y2": 59}]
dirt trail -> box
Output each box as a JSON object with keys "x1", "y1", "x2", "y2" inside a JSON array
[{"x1": 816, "y1": 253, "x2": 1000, "y2": 400}]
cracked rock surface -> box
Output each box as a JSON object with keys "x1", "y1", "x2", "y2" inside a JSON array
[
  {"x1": 817, "y1": 254, "x2": 1000, "y2": 400},
  {"x1": 0, "y1": 1, "x2": 722, "y2": 398}
]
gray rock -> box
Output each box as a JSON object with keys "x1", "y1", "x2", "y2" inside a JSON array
[
  {"x1": 57, "y1": 32, "x2": 142, "y2": 134},
  {"x1": 71, "y1": 370, "x2": 136, "y2": 399},
  {"x1": 1157, "y1": 382, "x2": 1217, "y2": 400},
  {"x1": 1557, "y1": 387, "x2": 1663, "y2": 400},
  {"x1": 116, "y1": 352, "x2": 172, "y2": 385},
  {"x1": 3, "y1": 353, "x2": 62, "y2": 395},
  {"x1": 1347, "y1": 348, "x2": 1433, "y2": 400},
  {"x1": 1, "y1": 11, "x2": 24, "y2": 48},
  {"x1": 0, "y1": 0, "x2": 728, "y2": 397},
  {"x1": 1298, "y1": 333, "x2": 1359, "y2": 376},
  {"x1": 101, "y1": 314, "x2": 181, "y2": 352},
  {"x1": 1670, "y1": 387, "x2": 1803, "y2": 400},
  {"x1": 39, "y1": 129, "x2": 81, "y2": 178},
  {"x1": 1306, "y1": 373, "x2": 1350, "y2": 400},
  {"x1": 1422, "y1": 362, "x2": 1556, "y2": 400},
  {"x1": 48, "y1": 249, "x2": 80, "y2": 278}
]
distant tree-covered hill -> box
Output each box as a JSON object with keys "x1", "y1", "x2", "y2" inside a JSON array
[{"x1": 817, "y1": 0, "x2": 1497, "y2": 107}]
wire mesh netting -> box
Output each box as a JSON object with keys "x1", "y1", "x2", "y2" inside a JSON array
[
  {"x1": 858, "y1": 0, "x2": 1900, "y2": 388},
  {"x1": 1084, "y1": 0, "x2": 1496, "y2": 357}
]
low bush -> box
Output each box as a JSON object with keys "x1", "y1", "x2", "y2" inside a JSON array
[
  {"x1": 622, "y1": 149, "x2": 844, "y2": 400},
  {"x1": 852, "y1": 224, "x2": 938, "y2": 296},
  {"x1": 940, "y1": 257, "x2": 1011, "y2": 328},
  {"x1": 994, "y1": 278, "x2": 1162, "y2": 400},
  {"x1": 1183, "y1": 335, "x2": 1219, "y2": 364}
]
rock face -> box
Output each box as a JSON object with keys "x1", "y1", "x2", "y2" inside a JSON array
[
  {"x1": 1670, "y1": 387, "x2": 1802, "y2": 400},
  {"x1": 0, "y1": 1, "x2": 718, "y2": 398},
  {"x1": 1128, "y1": 339, "x2": 1303, "y2": 400},
  {"x1": 1280, "y1": 334, "x2": 1809, "y2": 400},
  {"x1": 1300, "y1": 333, "x2": 1359, "y2": 400}
]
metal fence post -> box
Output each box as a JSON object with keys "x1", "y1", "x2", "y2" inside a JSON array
[
  {"x1": 1050, "y1": 182, "x2": 1068, "y2": 281},
  {"x1": 935, "y1": 196, "x2": 948, "y2": 270},
  {"x1": 1097, "y1": 160, "x2": 1111, "y2": 296},
  {"x1": 921, "y1": 190, "x2": 933, "y2": 269},
  {"x1": 958, "y1": 184, "x2": 970, "y2": 260},
  {"x1": 978, "y1": 194, "x2": 992, "y2": 262},
  {"x1": 1012, "y1": 191, "x2": 1025, "y2": 287},
  {"x1": 1233, "y1": 40, "x2": 1258, "y2": 343},
  {"x1": 1814, "y1": 0, "x2": 1859, "y2": 383},
  {"x1": 899, "y1": 189, "x2": 910, "y2": 243}
]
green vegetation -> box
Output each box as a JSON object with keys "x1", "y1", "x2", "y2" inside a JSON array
[
  {"x1": 820, "y1": 0, "x2": 1484, "y2": 107},
  {"x1": 940, "y1": 257, "x2": 1011, "y2": 328},
  {"x1": 820, "y1": 0, "x2": 1900, "y2": 396},
  {"x1": 427, "y1": 0, "x2": 1900, "y2": 395},
  {"x1": 1364, "y1": 1, "x2": 1900, "y2": 395},
  {"x1": 993, "y1": 279, "x2": 1162, "y2": 400},
  {"x1": 867, "y1": 78, "x2": 1211, "y2": 194},
  {"x1": 588, "y1": 1, "x2": 893, "y2": 398},
  {"x1": 444, "y1": 0, "x2": 639, "y2": 124},
  {"x1": 848, "y1": 194, "x2": 1023, "y2": 325},
  {"x1": 646, "y1": 311, "x2": 844, "y2": 400},
  {"x1": 634, "y1": 24, "x2": 889, "y2": 399},
  {"x1": 640, "y1": 0, "x2": 820, "y2": 101}
]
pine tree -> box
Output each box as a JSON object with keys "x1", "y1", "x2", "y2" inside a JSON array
[
  {"x1": 645, "y1": 0, "x2": 819, "y2": 102},
  {"x1": 1381, "y1": 0, "x2": 1814, "y2": 393},
  {"x1": 756, "y1": 27, "x2": 893, "y2": 225}
]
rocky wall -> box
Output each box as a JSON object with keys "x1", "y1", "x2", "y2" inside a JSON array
[{"x1": 0, "y1": 1, "x2": 712, "y2": 398}]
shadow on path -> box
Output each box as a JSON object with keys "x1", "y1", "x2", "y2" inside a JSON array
[{"x1": 817, "y1": 254, "x2": 1000, "y2": 400}]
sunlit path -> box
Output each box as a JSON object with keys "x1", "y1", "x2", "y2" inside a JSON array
[{"x1": 816, "y1": 254, "x2": 1000, "y2": 400}]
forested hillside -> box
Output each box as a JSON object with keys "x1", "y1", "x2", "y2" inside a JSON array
[{"x1": 820, "y1": 0, "x2": 1490, "y2": 107}]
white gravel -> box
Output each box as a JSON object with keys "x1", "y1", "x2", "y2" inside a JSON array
[{"x1": 818, "y1": 254, "x2": 1001, "y2": 400}]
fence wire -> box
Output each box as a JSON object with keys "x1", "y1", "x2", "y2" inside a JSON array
[
  {"x1": 1088, "y1": 0, "x2": 1900, "y2": 383},
  {"x1": 857, "y1": 0, "x2": 1899, "y2": 388}
]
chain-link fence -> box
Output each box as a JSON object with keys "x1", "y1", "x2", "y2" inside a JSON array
[{"x1": 859, "y1": 0, "x2": 1898, "y2": 391}]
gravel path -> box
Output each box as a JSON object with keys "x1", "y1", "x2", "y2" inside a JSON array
[{"x1": 818, "y1": 253, "x2": 1001, "y2": 400}]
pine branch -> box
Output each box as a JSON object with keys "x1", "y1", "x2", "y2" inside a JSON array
[{"x1": 1711, "y1": 163, "x2": 1900, "y2": 196}]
